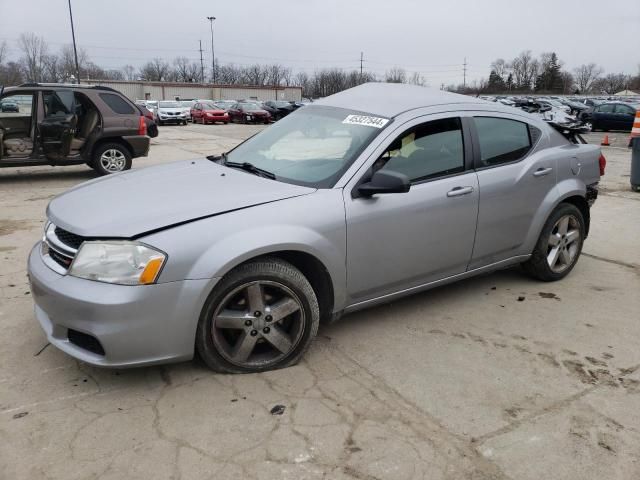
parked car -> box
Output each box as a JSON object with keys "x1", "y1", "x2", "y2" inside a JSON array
[
  {"x1": 156, "y1": 101, "x2": 189, "y2": 125},
  {"x1": 589, "y1": 102, "x2": 637, "y2": 131},
  {"x1": 536, "y1": 98, "x2": 571, "y2": 114},
  {"x1": 28, "y1": 83, "x2": 603, "y2": 373},
  {"x1": 179, "y1": 101, "x2": 196, "y2": 121},
  {"x1": 228, "y1": 102, "x2": 271, "y2": 124},
  {"x1": 214, "y1": 100, "x2": 236, "y2": 111},
  {"x1": 263, "y1": 100, "x2": 295, "y2": 120},
  {"x1": 0, "y1": 83, "x2": 149, "y2": 175},
  {"x1": 190, "y1": 102, "x2": 229, "y2": 124},
  {"x1": 136, "y1": 105, "x2": 158, "y2": 138},
  {"x1": 0, "y1": 99, "x2": 19, "y2": 112}
]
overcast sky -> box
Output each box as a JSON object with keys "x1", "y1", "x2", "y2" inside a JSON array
[{"x1": 0, "y1": 0, "x2": 638, "y2": 86}]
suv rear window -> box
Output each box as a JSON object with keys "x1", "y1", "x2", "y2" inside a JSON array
[{"x1": 99, "y1": 93, "x2": 135, "y2": 114}]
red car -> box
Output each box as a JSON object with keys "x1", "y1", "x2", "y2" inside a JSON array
[
  {"x1": 190, "y1": 102, "x2": 229, "y2": 125},
  {"x1": 228, "y1": 102, "x2": 271, "y2": 124}
]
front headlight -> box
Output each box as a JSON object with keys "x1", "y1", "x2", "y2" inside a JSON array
[{"x1": 69, "y1": 241, "x2": 166, "y2": 285}]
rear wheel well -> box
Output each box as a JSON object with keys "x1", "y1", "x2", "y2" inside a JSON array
[
  {"x1": 561, "y1": 195, "x2": 590, "y2": 236},
  {"x1": 235, "y1": 251, "x2": 335, "y2": 324},
  {"x1": 91, "y1": 138, "x2": 132, "y2": 161}
]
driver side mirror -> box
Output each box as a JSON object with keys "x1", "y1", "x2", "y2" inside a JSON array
[{"x1": 357, "y1": 170, "x2": 411, "y2": 197}]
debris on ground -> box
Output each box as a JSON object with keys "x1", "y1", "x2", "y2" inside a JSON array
[{"x1": 270, "y1": 404, "x2": 286, "y2": 415}]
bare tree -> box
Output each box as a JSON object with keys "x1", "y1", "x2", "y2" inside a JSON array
[
  {"x1": 265, "y1": 64, "x2": 291, "y2": 86},
  {"x1": 139, "y1": 58, "x2": 170, "y2": 81},
  {"x1": 573, "y1": 63, "x2": 604, "y2": 93},
  {"x1": 0, "y1": 41, "x2": 7, "y2": 66},
  {"x1": 18, "y1": 33, "x2": 48, "y2": 82},
  {"x1": 600, "y1": 73, "x2": 628, "y2": 94},
  {"x1": 385, "y1": 67, "x2": 407, "y2": 83},
  {"x1": 218, "y1": 63, "x2": 242, "y2": 85},
  {"x1": 242, "y1": 64, "x2": 268, "y2": 86},
  {"x1": 490, "y1": 58, "x2": 508, "y2": 80},
  {"x1": 510, "y1": 50, "x2": 538, "y2": 90},
  {"x1": 408, "y1": 71, "x2": 427, "y2": 86},
  {"x1": 174, "y1": 56, "x2": 201, "y2": 82},
  {"x1": 122, "y1": 65, "x2": 136, "y2": 81}
]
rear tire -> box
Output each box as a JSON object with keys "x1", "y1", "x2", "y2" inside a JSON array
[
  {"x1": 91, "y1": 142, "x2": 132, "y2": 176},
  {"x1": 522, "y1": 203, "x2": 585, "y2": 282},
  {"x1": 196, "y1": 257, "x2": 319, "y2": 373}
]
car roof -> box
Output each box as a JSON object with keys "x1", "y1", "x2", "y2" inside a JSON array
[
  {"x1": 3, "y1": 83, "x2": 124, "y2": 95},
  {"x1": 314, "y1": 82, "x2": 497, "y2": 118}
]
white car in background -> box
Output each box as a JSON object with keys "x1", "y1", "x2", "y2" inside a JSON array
[{"x1": 157, "y1": 101, "x2": 189, "y2": 125}]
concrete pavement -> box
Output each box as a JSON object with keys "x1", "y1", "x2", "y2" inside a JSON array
[{"x1": 1, "y1": 123, "x2": 639, "y2": 479}]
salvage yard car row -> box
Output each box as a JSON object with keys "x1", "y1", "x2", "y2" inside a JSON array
[{"x1": 136, "y1": 98, "x2": 308, "y2": 126}]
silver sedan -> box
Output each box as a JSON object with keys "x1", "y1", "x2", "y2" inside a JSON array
[{"x1": 28, "y1": 83, "x2": 603, "y2": 373}]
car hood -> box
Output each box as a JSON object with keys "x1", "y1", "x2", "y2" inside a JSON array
[
  {"x1": 158, "y1": 108, "x2": 184, "y2": 113},
  {"x1": 47, "y1": 159, "x2": 315, "y2": 238}
]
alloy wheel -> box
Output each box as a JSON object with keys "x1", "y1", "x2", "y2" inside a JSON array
[
  {"x1": 99, "y1": 149, "x2": 127, "y2": 172},
  {"x1": 546, "y1": 214, "x2": 581, "y2": 273},
  {"x1": 211, "y1": 281, "x2": 306, "y2": 368}
]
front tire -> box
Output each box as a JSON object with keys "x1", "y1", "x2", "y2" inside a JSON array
[
  {"x1": 196, "y1": 257, "x2": 319, "y2": 373},
  {"x1": 91, "y1": 143, "x2": 132, "y2": 176},
  {"x1": 522, "y1": 203, "x2": 585, "y2": 281}
]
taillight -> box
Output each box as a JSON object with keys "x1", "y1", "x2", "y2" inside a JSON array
[
  {"x1": 138, "y1": 115, "x2": 147, "y2": 136},
  {"x1": 598, "y1": 153, "x2": 606, "y2": 176}
]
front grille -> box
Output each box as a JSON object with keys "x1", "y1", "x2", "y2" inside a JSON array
[
  {"x1": 54, "y1": 227, "x2": 85, "y2": 250},
  {"x1": 49, "y1": 248, "x2": 73, "y2": 269},
  {"x1": 42, "y1": 223, "x2": 84, "y2": 274},
  {"x1": 68, "y1": 329, "x2": 105, "y2": 356}
]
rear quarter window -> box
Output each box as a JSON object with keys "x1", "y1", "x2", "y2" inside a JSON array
[
  {"x1": 99, "y1": 93, "x2": 136, "y2": 115},
  {"x1": 474, "y1": 117, "x2": 532, "y2": 167}
]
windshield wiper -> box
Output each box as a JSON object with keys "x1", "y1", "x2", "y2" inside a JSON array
[{"x1": 224, "y1": 160, "x2": 276, "y2": 180}]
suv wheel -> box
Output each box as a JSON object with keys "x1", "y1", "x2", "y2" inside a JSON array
[
  {"x1": 196, "y1": 257, "x2": 319, "y2": 373},
  {"x1": 92, "y1": 143, "x2": 132, "y2": 175},
  {"x1": 522, "y1": 203, "x2": 585, "y2": 281}
]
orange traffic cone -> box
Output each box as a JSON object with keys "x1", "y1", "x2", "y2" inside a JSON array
[
  {"x1": 601, "y1": 134, "x2": 610, "y2": 146},
  {"x1": 629, "y1": 109, "x2": 640, "y2": 147}
]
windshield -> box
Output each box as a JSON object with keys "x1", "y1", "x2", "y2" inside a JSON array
[
  {"x1": 274, "y1": 101, "x2": 291, "y2": 107},
  {"x1": 202, "y1": 102, "x2": 217, "y2": 109},
  {"x1": 225, "y1": 106, "x2": 387, "y2": 188},
  {"x1": 159, "y1": 101, "x2": 180, "y2": 108},
  {"x1": 239, "y1": 102, "x2": 260, "y2": 110}
]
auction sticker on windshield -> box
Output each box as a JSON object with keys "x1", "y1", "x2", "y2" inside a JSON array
[{"x1": 342, "y1": 114, "x2": 389, "y2": 128}]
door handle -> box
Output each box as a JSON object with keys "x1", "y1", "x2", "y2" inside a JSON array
[
  {"x1": 533, "y1": 167, "x2": 553, "y2": 177},
  {"x1": 447, "y1": 186, "x2": 474, "y2": 197}
]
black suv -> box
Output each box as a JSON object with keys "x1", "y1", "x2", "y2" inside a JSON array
[{"x1": 0, "y1": 83, "x2": 151, "y2": 175}]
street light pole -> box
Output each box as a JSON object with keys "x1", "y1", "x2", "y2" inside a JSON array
[
  {"x1": 67, "y1": 0, "x2": 81, "y2": 84},
  {"x1": 206, "y1": 16, "x2": 216, "y2": 84}
]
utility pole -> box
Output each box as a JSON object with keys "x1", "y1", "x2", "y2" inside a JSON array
[
  {"x1": 207, "y1": 16, "x2": 216, "y2": 83},
  {"x1": 360, "y1": 52, "x2": 363, "y2": 78},
  {"x1": 463, "y1": 57, "x2": 467, "y2": 89},
  {"x1": 199, "y1": 40, "x2": 205, "y2": 83},
  {"x1": 67, "y1": 0, "x2": 81, "y2": 84}
]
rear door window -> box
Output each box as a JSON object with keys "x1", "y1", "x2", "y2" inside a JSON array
[
  {"x1": 99, "y1": 93, "x2": 136, "y2": 114},
  {"x1": 614, "y1": 104, "x2": 635, "y2": 115},
  {"x1": 0, "y1": 93, "x2": 35, "y2": 119},
  {"x1": 474, "y1": 117, "x2": 532, "y2": 167}
]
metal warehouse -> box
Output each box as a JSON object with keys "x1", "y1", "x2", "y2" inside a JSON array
[{"x1": 90, "y1": 80, "x2": 303, "y2": 102}]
